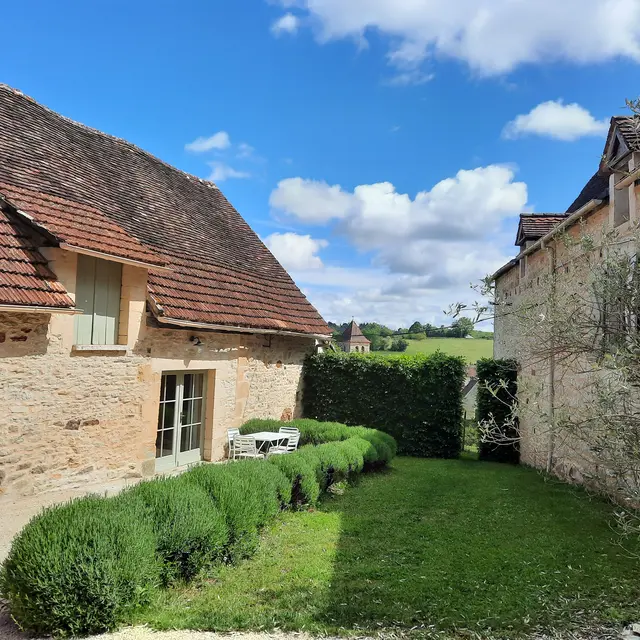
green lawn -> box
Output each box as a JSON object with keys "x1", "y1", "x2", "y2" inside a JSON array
[
  {"x1": 139, "y1": 457, "x2": 640, "y2": 638},
  {"x1": 388, "y1": 337, "x2": 494, "y2": 363}
]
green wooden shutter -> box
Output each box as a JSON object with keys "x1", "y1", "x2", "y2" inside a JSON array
[
  {"x1": 104, "y1": 260, "x2": 122, "y2": 344},
  {"x1": 74, "y1": 255, "x2": 122, "y2": 345},
  {"x1": 74, "y1": 254, "x2": 97, "y2": 345}
]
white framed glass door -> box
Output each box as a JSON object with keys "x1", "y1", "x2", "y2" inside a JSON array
[{"x1": 155, "y1": 372, "x2": 205, "y2": 471}]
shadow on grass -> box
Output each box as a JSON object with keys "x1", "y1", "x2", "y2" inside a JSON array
[
  {"x1": 317, "y1": 457, "x2": 640, "y2": 636},
  {"x1": 138, "y1": 457, "x2": 640, "y2": 637}
]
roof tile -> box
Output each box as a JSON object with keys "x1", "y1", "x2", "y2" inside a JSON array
[
  {"x1": 516, "y1": 214, "x2": 567, "y2": 245},
  {"x1": 0, "y1": 207, "x2": 74, "y2": 309}
]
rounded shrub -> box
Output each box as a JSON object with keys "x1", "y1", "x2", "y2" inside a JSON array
[
  {"x1": 312, "y1": 442, "x2": 352, "y2": 486},
  {"x1": 290, "y1": 419, "x2": 351, "y2": 445},
  {"x1": 339, "y1": 438, "x2": 366, "y2": 474},
  {"x1": 184, "y1": 461, "x2": 289, "y2": 560},
  {"x1": 119, "y1": 476, "x2": 228, "y2": 585},
  {"x1": 185, "y1": 464, "x2": 260, "y2": 559},
  {"x1": 223, "y1": 459, "x2": 292, "y2": 517},
  {"x1": 240, "y1": 418, "x2": 282, "y2": 435},
  {"x1": 361, "y1": 432, "x2": 393, "y2": 466},
  {"x1": 345, "y1": 435, "x2": 379, "y2": 466},
  {"x1": 0, "y1": 495, "x2": 159, "y2": 638},
  {"x1": 268, "y1": 452, "x2": 321, "y2": 506}
]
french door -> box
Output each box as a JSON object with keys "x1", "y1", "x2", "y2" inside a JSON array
[{"x1": 155, "y1": 372, "x2": 205, "y2": 471}]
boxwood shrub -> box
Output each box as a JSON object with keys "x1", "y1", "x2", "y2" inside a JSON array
[
  {"x1": 0, "y1": 496, "x2": 159, "y2": 638},
  {"x1": 118, "y1": 477, "x2": 228, "y2": 585},
  {"x1": 267, "y1": 453, "x2": 321, "y2": 507},
  {"x1": 184, "y1": 460, "x2": 290, "y2": 560},
  {"x1": 476, "y1": 358, "x2": 520, "y2": 464},
  {"x1": 303, "y1": 351, "x2": 465, "y2": 457},
  {"x1": 2, "y1": 420, "x2": 397, "y2": 637}
]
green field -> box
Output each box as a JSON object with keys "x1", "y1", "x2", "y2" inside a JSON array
[{"x1": 389, "y1": 337, "x2": 493, "y2": 363}]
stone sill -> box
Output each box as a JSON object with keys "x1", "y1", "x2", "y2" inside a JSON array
[{"x1": 72, "y1": 344, "x2": 128, "y2": 353}]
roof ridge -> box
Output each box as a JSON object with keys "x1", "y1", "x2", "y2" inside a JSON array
[
  {"x1": 0, "y1": 84, "x2": 220, "y2": 194},
  {"x1": 519, "y1": 212, "x2": 566, "y2": 217}
]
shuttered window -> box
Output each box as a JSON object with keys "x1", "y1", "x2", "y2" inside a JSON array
[{"x1": 74, "y1": 254, "x2": 122, "y2": 345}]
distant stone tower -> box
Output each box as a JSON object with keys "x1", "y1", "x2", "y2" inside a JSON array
[{"x1": 341, "y1": 320, "x2": 371, "y2": 353}]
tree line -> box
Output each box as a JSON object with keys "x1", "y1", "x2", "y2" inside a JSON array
[{"x1": 329, "y1": 318, "x2": 489, "y2": 352}]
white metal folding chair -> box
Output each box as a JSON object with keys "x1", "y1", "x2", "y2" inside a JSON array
[
  {"x1": 227, "y1": 428, "x2": 240, "y2": 460},
  {"x1": 233, "y1": 435, "x2": 264, "y2": 459},
  {"x1": 267, "y1": 427, "x2": 300, "y2": 456}
]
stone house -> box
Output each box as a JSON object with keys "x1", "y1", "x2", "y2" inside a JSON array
[
  {"x1": 0, "y1": 86, "x2": 331, "y2": 497},
  {"x1": 340, "y1": 320, "x2": 371, "y2": 353},
  {"x1": 493, "y1": 114, "x2": 640, "y2": 480}
]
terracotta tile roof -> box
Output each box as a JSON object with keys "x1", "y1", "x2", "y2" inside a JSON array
[
  {"x1": 612, "y1": 115, "x2": 640, "y2": 152},
  {"x1": 566, "y1": 172, "x2": 609, "y2": 214},
  {"x1": 0, "y1": 183, "x2": 165, "y2": 267},
  {"x1": 516, "y1": 214, "x2": 567, "y2": 245},
  {"x1": 0, "y1": 207, "x2": 74, "y2": 308},
  {"x1": 341, "y1": 320, "x2": 370, "y2": 344},
  {"x1": 0, "y1": 85, "x2": 330, "y2": 336}
]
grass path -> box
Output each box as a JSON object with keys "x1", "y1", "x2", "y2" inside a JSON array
[{"x1": 139, "y1": 458, "x2": 640, "y2": 637}]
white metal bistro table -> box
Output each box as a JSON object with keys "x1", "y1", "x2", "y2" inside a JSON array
[{"x1": 250, "y1": 431, "x2": 289, "y2": 455}]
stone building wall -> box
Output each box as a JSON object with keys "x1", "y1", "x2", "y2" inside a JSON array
[
  {"x1": 0, "y1": 250, "x2": 316, "y2": 497},
  {"x1": 0, "y1": 311, "x2": 153, "y2": 496},
  {"x1": 494, "y1": 184, "x2": 640, "y2": 479}
]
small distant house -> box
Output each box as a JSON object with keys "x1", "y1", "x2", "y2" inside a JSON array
[{"x1": 341, "y1": 320, "x2": 370, "y2": 353}]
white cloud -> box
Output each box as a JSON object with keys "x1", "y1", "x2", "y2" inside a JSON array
[
  {"x1": 264, "y1": 232, "x2": 328, "y2": 270},
  {"x1": 237, "y1": 143, "x2": 256, "y2": 159},
  {"x1": 271, "y1": 166, "x2": 526, "y2": 251},
  {"x1": 208, "y1": 162, "x2": 251, "y2": 182},
  {"x1": 271, "y1": 12, "x2": 300, "y2": 36},
  {"x1": 185, "y1": 131, "x2": 231, "y2": 153},
  {"x1": 270, "y1": 177, "x2": 354, "y2": 223},
  {"x1": 271, "y1": 165, "x2": 526, "y2": 327},
  {"x1": 503, "y1": 100, "x2": 610, "y2": 141},
  {"x1": 270, "y1": 0, "x2": 640, "y2": 77}
]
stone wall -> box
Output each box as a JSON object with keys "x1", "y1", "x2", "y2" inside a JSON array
[
  {"x1": 494, "y1": 183, "x2": 640, "y2": 480},
  {"x1": 0, "y1": 311, "x2": 152, "y2": 496},
  {"x1": 0, "y1": 251, "x2": 316, "y2": 497}
]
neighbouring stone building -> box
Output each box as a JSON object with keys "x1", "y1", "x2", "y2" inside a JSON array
[
  {"x1": 493, "y1": 114, "x2": 640, "y2": 481},
  {"x1": 340, "y1": 320, "x2": 371, "y2": 353},
  {"x1": 0, "y1": 86, "x2": 331, "y2": 497}
]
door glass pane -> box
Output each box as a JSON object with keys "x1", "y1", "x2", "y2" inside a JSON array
[
  {"x1": 182, "y1": 398, "x2": 203, "y2": 426},
  {"x1": 180, "y1": 425, "x2": 191, "y2": 452},
  {"x1": 155, "y1": 429, "x2": 163, "y2": 458},
  {"x1": 162, "y1": 428, "x2": 174, "y2": 458},
  {"x1": 183, "y1": 373, "x2": 194, "y2": 399},
  {"x1": 163, "y1": 402, "x2": 175, "y2": 429},
  {"x1": 164, "y1": 375, "x2": 177, "y2": 401},
  {"x1": 192, "y1": 374, "x2": 204, "y2": 398},
  {"x1": 191, "y1": 423, "x2": 201, "y2": 450}
]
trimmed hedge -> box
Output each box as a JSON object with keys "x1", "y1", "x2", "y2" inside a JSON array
[
  {"x1": 118, "y1": 477, "x2": 228, "y2": 585},
  {"x1": 268, "y1": 452, "x2": 321, "y2": 506},
  {"x1": 303, "y1": 352, "x2": 466, "y2": 457},
  {"x1": 476, "y1": 358, "x2": 520, "y2": 464},
  {"x1": 184, "y1": 460, "x2": 289, "y2": 560},
  {"x1": 0, "y1": 496, "x2": 159, "y2": 638},
  {"x1": 1, "y1": 421, "x2": 396, "y2": 637}
]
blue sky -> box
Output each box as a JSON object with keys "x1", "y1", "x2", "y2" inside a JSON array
[{"x1": 2, "y1": 0, "x2": 640, "y2": 328}]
